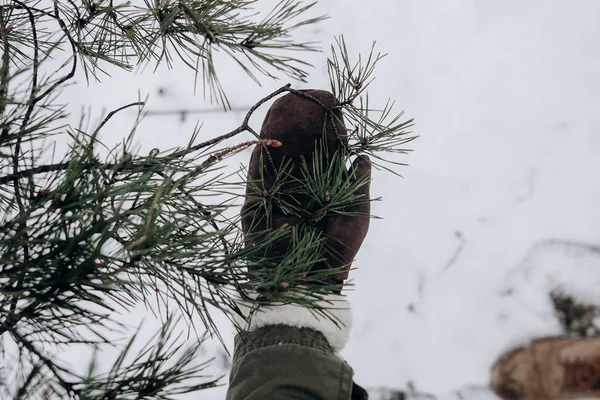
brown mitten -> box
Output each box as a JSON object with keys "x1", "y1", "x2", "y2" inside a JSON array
[{"x1": 241, "y1": 89, "x2": 371, "y2": 288}]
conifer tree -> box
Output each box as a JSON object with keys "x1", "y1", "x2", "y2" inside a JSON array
[{"x1": 0, "y1": 0, "x2": 415, "y2": 398}]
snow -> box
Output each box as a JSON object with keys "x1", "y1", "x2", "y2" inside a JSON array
[{"x1": 50, "y1": 0, "x2": 600, "y2": 398}]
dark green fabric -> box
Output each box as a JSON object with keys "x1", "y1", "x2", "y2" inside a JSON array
[{"x1": 226, "y1": 325, "x2": 354, "y2": 400}]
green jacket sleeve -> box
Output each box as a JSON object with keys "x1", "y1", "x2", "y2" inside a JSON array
[{"x1": 226, "y1": 325, "x2": 354, "y2": 400}]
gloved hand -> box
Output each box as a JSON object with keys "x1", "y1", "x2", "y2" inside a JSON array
[{"x1": 241, "y1": 89, "x2": 371, "y2": 290}]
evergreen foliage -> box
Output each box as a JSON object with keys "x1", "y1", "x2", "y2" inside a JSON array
[{"x1": 0, "y1": 0, "x2": 415, "y2": 398}]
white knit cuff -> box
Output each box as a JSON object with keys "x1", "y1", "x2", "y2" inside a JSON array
[{"x1": 233, "y1": 293, "x2": 352, "y2": 353}]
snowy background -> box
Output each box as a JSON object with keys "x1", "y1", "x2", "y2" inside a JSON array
[{"x1": 55, "y1": 0, "x2": 600, "y2": 398}]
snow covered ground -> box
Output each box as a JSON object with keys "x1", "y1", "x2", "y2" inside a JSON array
[{"x1": 55, "y1": 0, "x2": 600, "y2": 398}]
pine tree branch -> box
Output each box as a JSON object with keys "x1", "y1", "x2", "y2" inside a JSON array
[
  {"x1": 27, "y1": 0, "x2": 77, "y2": 105},
  {"x1": 0, "y1": 8, "x2": 10, "y2": 140},
  {"x1": 169, "y1": 83, "x2": 292, "y2": 159},
  {"x1": 13, "y1": 0, "x2": 39, "y2": 207},
  {"x1": 9, "y1": 327, "x2": 80, "y2": 397},
  {"x1": 0, "y1": 83, "x2": 295, "y2": 186},
  {"x1": 14, "y1": 1, "x2": 39, "y2": 125},
  {"x1": 3, "y1": 2, "x2": 40, "y2": 332},
  {"x1": 92, "y1": 101, "x2": 145, "y2": 138},
  {"x1": 0, "y1": 5, "x2": 417, "y2": 393}
]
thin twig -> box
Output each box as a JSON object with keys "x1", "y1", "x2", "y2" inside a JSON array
[
  {"x1": 246, "y1": 125, "x2": 278, "y2": 175},
  {"x1": 15, "y1": 0, "x2": 40, "y2": 171},
  {"x1": 92, "y1": 101, "x2": 145, "y2": 138},
  {"x1": 29, "y1": 1, "x2": 77, "y2": 104},
  {"x1": 6, "y1": 2, "x2": 40, "y2": 323},
  {"x1": 198, "y1": 139, "x2": 281, "y2": 170},
  {"x1": 9, "y1": 327, "x2": 80, "y2": 396},
  {"x1": 0, "y1": 294, "x2": 38, "y2": 336},
  {"x1": 442, "y1": 230, "x2": 465, "y2": 273},
  {"x1": 0, "y1": 8, "x2": 10, "y2": 140},
  {"x1": 168, "y1": 83, "x2": 292, "y2": 160},
  {"x1": 0, "y1": 161, "x2": 77, "y2": 185}
]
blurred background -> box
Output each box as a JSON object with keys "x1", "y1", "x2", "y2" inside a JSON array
[{"x1": 57, "y1": 1, "x2": 600, "y2": 398}]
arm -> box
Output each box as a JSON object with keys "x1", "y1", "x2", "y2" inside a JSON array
[
  {"x1": 228, "y1": 89, "x2": 371, "y2": 400},
  {"x1": 226, "y1": 296, "x2": 354, "y2": 400}
]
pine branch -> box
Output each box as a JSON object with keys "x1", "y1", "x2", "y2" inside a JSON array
[
  {"x1": 327, "y1": 36, "x2": 417, "y2": 174},
  {"x1": 0, "y1": 1, "x2": 417, "y2": 397},
  {"x1": 0, "y1": 82, "x2": 293, "y2": 186},
  {"x1": 0, "y1": 10, "x2": 10, "y2": 140}
]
